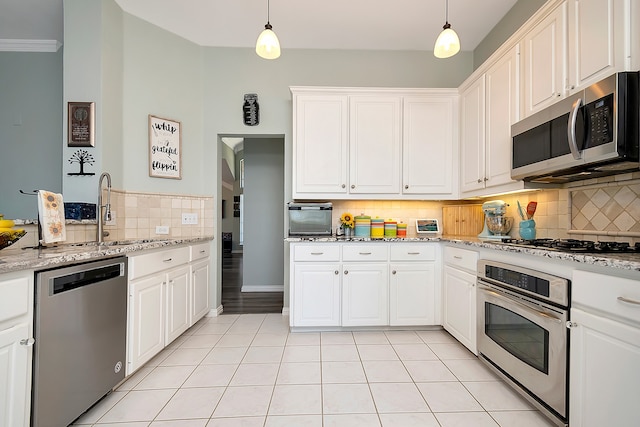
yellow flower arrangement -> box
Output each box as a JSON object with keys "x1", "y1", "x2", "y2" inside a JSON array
[{"x1": 340, "y1": 212, "x2": 354, "y2": 229}]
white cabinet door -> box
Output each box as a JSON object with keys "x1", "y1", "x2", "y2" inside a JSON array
[
  {"x1": 0, "y1": 323, "x2": 30, "y2": 427},
  {"x1": 293, "y1": 94, "x2": 349, "y2": 196},
  {"x1": 523, "y1": 1, "x2": 567, "y2": 117},
  {"x1": 460, "y1": 76, "x2": 486, "y2": 193},
  {"x1": 128, "y1": 274, "x2": 165, "y2": 375},
  {"x1": 443, "y1": 266, "x2": 477, "y2": 354},
  {"x1": 402, "y1": 96, "x2": 455, "y2": 195},
  {"x1": 191, "y1": 259, "x2": 210, "y2": 325},
  {"x1": 485, "y1": 46, "x2": 520, "y2": 189},
  {"x1": 349, "y1": 96, "x2": 401, "y2": 194},
  {"x1": 569, "y1": 308, "x2": 640, "y2": 427},
  {"x1": 342, "y1": 263, "x2": 389, "y2": 326},
  {"x1": 293, "y1": 263, "x2": 341, "y2": 327},
  {"x1": 389, "y1": 263, "x2": 436, "y2": 326},
  {"x1": 165, "y1": 266, "x2": 190, "y2": 345},
  {"x1": 568, "y1": 0, "x2": 626, "y2": 91}
]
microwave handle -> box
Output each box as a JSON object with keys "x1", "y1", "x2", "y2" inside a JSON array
[{"x1": 567, "y1": 98, "x2": 583, "y2": 160}]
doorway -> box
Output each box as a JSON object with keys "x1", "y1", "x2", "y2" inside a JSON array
[{"x1": 220, "y1": 136, "x2": 284, "y2": 314}]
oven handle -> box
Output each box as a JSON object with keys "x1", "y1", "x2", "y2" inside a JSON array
[{"x1": 478, "y1": 284, "x2": 563, "y2": 324}]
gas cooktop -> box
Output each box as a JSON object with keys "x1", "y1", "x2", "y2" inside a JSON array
[{"x1": 499, "y1": 238, "x2": 640, "y2": 254}]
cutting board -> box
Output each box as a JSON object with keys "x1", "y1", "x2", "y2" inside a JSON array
[{"x1": 442, "y1": 204, "x2": 484, "y2": 236}]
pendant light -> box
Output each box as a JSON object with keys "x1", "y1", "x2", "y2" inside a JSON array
[
  {"x1": 434, "y1": 0, "x2": 460, "y2": 59},
  {"x1": 256, "y1": 0, "x2": 281, "y2": 59}
]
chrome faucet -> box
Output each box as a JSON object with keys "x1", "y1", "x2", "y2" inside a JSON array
[{"x1": 97, "y1": 172, "x2": 112, "y2": 243}]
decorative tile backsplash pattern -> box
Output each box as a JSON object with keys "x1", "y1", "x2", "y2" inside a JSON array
[{"x1": 570, "y1": 179, "x2": 640, "y2": 238}]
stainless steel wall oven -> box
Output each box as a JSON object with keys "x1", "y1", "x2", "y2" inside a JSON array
[{"x1": 477, "y1": 260, "x2": 570, "y2": 427}]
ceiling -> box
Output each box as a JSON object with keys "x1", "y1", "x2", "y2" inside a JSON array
[{"x1": 1, "y1": 0, "x2": 519, "y2": 52}]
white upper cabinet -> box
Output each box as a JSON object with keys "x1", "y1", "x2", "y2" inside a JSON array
[
  {"x1": 349, "y1": 95, "x2": 402, "y2": 195},
  {"x1": 567, "y1": 0, "x2": 627, "y2": 92},
  {"x1": 292, "y1": 93, "x2": 349, "y2": 196},
  {"x1": 523, "y1": 1, "x2": 567, "y2": 117},
  {"x1": 291, "y1": 87, "x2": 458, "y2": 200},
  {"x1": 460, "y1": 75, "x2": 486, "y2": 194},
  {"x1": 403, "y1": 96, "x2": 457, "y2": 195},
  {"x1": 485, "y1": 46, "x2": 521, "y2": 189}
]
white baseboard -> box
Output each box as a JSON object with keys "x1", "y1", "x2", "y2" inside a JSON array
[
  {"x1": 241, "y1": 285, "x2": 284, "y2": 292},
  {"x1": 281, "y1": 307, "x2": 290, "y2": 316},
  {"x1": 206, "y1": 305, "x2": 224, "y2": 317}
]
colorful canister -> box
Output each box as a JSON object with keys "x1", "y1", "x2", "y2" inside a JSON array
[
  {"x1": 384, "y1": 219, "x2": 397, "y2": 238},
  {"x1": 370, "y1": 217, "x2": 384, "y2": 239},
  {"x1": 354, "y1": 214, "x2": 371, "y2": 237},
  {"x1": 397, "y1": 222, "x2": 407, "y2": 237}
]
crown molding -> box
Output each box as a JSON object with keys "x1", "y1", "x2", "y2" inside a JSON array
[{"x1": 0, "y1": 39, "x2": 62, "y2": 52}]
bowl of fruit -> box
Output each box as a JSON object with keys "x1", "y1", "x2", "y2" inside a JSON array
[{"x1": 0, "y1": 215, "x2": 27, "y2": 250}]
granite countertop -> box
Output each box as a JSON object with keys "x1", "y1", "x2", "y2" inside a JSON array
[
  {"x1": 0, "y1": 237, "x2": 213, "y2": 274},
  {"x1": 287, "y1": 235, "x2": 640, "y2": 272}
]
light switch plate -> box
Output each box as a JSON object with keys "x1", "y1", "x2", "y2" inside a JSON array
[
  {"x1": 182, "y1": 213, "x2": 198, "y2": 225},
  {"x1": 156, "y1": 225, "x2": 169, "y2": 235}
]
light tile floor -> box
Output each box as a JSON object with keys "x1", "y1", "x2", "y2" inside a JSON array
[{"x1": 73, "y1": 313, "x2": 556, "y2": 427}]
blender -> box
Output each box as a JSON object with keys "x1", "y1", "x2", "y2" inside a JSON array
[{"x1": 478, "y1": 200, "x2": 513, "y2": 240}]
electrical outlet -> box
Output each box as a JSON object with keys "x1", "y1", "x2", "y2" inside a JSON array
[
  {"x1": 155, "y1": 225, "x2": 170, "y2": 235},
  {"x1": 181, "y1": 213, "x2": 198, "y2": 225}
]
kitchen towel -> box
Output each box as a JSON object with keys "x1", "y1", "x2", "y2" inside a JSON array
[{"x1": 37, "y1": 190, "x2": 66, "y2": 244}]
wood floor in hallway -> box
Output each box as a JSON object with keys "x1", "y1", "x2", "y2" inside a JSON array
[{"x1": 221, "y1": 252, "x2": 284, "y2": 314}]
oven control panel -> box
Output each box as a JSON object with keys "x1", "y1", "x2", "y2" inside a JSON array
[{"x1": 485, "y1": 265, "x2": 550, "y2": 297}]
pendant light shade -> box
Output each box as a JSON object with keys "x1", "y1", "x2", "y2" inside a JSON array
[
  {"x1": 256, "y1": 0, "x2": 280, "y2": 59},
  {"x1": 434, "y1": 0, "x2": 460, "y2": 58}
]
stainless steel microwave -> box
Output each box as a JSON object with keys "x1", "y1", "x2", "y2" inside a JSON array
[
  {"x1": 511, "y1": 71, "x2": 639, "y2": 183},
  {"x1": 288, "y1": 202, "x2": 332, "y2": 236}
]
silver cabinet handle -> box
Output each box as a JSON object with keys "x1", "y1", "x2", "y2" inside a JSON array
[
  {"x1": 334, "y1": 270, "x2": 339, "y2": 275},
  {"x1": 618, "y1": 296, "x2": 640, "y2": 306},
  {"x1": 567, "y1": 97, "x2": 583, "y2": 160},
  {"x1": 477, "y1": 179, "x2": 482, "y2": 183},
  {"x1": 344, "y1": 270, "x2": 349, "y2": 275},
  {"x1": 20, "y1": 338, "x2": 35, "y2": 346},
  {"x1": 453, "y1": 255, "x2": 463, "y2": 259},
  {"x1": 566, "y1": 321, "x2": 578, "y2": 329},
  {"x1": 341, "y1": 184, "x2": 346, "y2": 188},
  {"x1": 404, "y1": 185, "x2": 409, "y2": 189},
  {"x1": 351, "y1": 185, "x2": 355, "y2": 189},
  {"x1": 407, "y1": 252, "x2": 420, "y2": 255},
  {"x1": 199, "y1": 250, "x2": 206, "y2": 253},
  {"x1": 310, "y1": 252, "x2": 324, "y2": 255},
  {"x1": 359, "y1": 252, "x2": 372, "y2": 255},
  {"x1": 163, "y1": 258, "x2": 173, "y2": 262},
  {"x1": 392, "y1": 270, "x2": 397, "y2": 275},
  {"x1": 484, "y1": 177, "x2": 488, "y2": 181}
]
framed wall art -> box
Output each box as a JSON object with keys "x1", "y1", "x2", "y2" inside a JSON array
[
  {"x1": 149, "y1": 115, "x2": 182, "y2": 179},
  {"x1": 68, "y1": 102, "x2": 95, "y2": 147}
]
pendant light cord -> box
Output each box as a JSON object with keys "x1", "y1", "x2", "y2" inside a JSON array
[
  {"x1": 445, "y1": 0, "x2": 449, "y2": 24},
  {"x1": 267, "y1": 0, "x2": 271, "y2": 24}
]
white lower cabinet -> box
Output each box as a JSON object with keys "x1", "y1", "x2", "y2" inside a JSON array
[
  {"x1": 290, "y1": 242, "x2": 440, "y2": 328},
  {"x1": 293, "y1": 263, "x2": 341, "y2": 327},
  {"x1": 569, "y1": 270, "x2": 640, "y2": 427},
  {"x1": 127, "y1": 244, "x2": 209, "y2": 375},
  {"x1": 389, "y1": 263, "x2": 436, "y2": 326},
  {"x1": 342, "y1": 263, "x2": 389, "y2": 326},
  {"x1": 442, "y1": 246, "x2": 478, "y2": 354},
  {"x1": 0, "y1": 271, "x2": 34, "y2": 427}
]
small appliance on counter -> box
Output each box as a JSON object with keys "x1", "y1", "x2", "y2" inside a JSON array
[
  {"x1": 478, "y1": 200, "x2": 513, "y2": 240},
  {"x1": 288, "y1": 202, "x2": 332, "y2": 236}
]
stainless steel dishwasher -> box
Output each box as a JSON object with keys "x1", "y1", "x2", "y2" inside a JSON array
[{"x1": 32, "y1": 256, "x2": 127, "y2": 427}]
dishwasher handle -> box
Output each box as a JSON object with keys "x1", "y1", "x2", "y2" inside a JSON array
[{"x1": 51, "y1": 262, "x2": 124, "y2": 295}]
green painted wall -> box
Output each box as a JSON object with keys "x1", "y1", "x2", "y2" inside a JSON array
[{"x1": 0, "y1": 51, "x2": 63, "y2": 219}]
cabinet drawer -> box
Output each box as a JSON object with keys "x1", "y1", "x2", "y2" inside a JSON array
[
  {"x1": 342, "y1": 244, "x2": 388, "y2": 261},
  {"x1": 573, "y1": 271, "x2": 640, "y2": 325},
  {"x1": 294, "y1": 245, "x2": 340, "y2": 262},
  {"x1": 390, "y1": 244, "x2": 436, "y2": 261},
  {"x1": 128, "y1": 246, "x2": 190, "y2": 280},
  {"x1": 443, "y1": 246, "x2": 478, "y2": 273},
  {"x1": 0, "y1": 274, "x2": 30, "y2": 324},
  {"x1": 190, "y1": 242, "x2": 211, "y2": 261}
]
